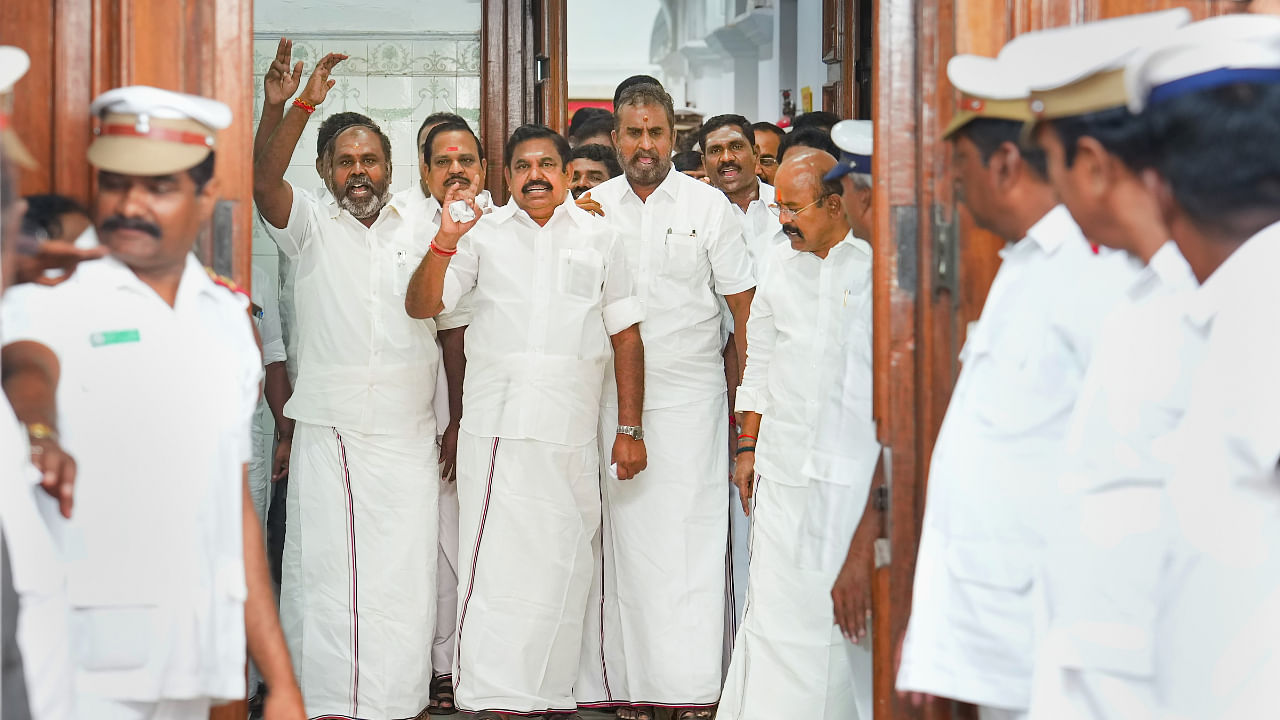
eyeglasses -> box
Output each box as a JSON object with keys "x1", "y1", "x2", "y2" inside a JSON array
[
  {"x1": 758, "y1": 157, "x2": 779, "y2": 168},
  {"x1": 768, "y1": 194, "x2": 829, "y2": 219}
]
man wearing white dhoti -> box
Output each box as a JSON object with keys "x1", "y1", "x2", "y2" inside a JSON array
[
  {"x1": 576, "y1": 81, "x2": 756, "y2": 720},
  {"x1": 720, "y1": 149, "x2": 877, "y2": 720},
  {"x1": 254, "y1": 51, "x2": 440, "y2": 719},
  {"x1": 404, "y1": 123, "x2": 645, "y2": 719}
]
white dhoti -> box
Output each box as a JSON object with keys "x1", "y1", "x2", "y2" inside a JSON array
[
  {"x1": 76, "y1": 696, "x2": 211, "y2": 720},
  {"x1": 281, "y1": 422, "x2": 438, "y2": 720},
  {"x1": 578, "y1": 393, "x2": 728, "y2": 709},
  {"x1": 247, "y1": 400, "x2": 274, "y2": 695},
  {"x1": 453, "y1": 430, "x2": 599, "y2": 715},
  {"x1": 432, "y1": 475, "x2": 459, "y2": 680},
  {"x1": 719, "y1": 475, "x2": 872, "y2": 720},
  {"x1": 725, "y1": 481, "x2": 750, "y2": 672}
]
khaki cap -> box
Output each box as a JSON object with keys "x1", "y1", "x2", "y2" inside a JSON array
[
  {"x1": 88, "y1": 85, "x2": 231, "y2": 175},
  {"x1": 0, "y1": 46, "x2": 36, "y2": 169}
]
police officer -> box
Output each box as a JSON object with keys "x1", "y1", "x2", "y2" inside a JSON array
[{"x1": 2, "y1": 85, "x2": 305, "y2": 720}]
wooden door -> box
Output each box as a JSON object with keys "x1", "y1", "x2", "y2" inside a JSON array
[{"x1": 869, "y1": 1, "x2": 1234, "y2": 719}]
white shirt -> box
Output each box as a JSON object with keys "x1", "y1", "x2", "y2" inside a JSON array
[
  {"x1": 3, "y1": 254, "x2": 261, "y2": 703},
  {"x1": 897, "y1": 205, "x2": 1139, "y2": 710},
  {"x1": 1027, "y1": 242, "x2": 1201, "y2": 720},
  {"x1": 736, "y1": 231, "x2": 874, "y2": 487},
  {"x1": 397, "y1": 189, "x2": 475, "y2": 332},
  {"x1": 442, "y1": 196, "x2": 642, "y2": 446},
  {"x1": 590, "y1": 169, "x2": 756, "y2": 409},
  {"x1": 262, "y1": 188, "x2": 440, "y2": 435},
  {"x1": 251, "y1": 266, "x2": 285, "y2": 436},
  {"x1": 735, "y1": 231, "x2": 881, "y2": 570},
  {"x1": 730, "y1": 180, "x2": 777, "y2": 249}
]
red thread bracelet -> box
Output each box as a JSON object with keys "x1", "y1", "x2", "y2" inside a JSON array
[
  {"x1": 430, "y1": 242, "x2": 457, "y2": 257},
  {"x1": 737, "y1": 433, "x2": 757, "y2": 442},
  {"x1": 292, "y1": 98, "x2": 317, "y2": 114}
]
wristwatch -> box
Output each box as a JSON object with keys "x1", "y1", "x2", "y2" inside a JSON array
[{"x1": 616, "y1": 424, "x2": 644, "y2": 441}]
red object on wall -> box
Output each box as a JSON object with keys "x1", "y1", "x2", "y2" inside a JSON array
[{"x1": 569, "y1": 99, "x2": 614, "y2": 121}]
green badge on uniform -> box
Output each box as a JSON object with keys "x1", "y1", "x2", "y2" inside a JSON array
[{"x1": 90, "y1": 329, "x2": 141, "y2": 347}]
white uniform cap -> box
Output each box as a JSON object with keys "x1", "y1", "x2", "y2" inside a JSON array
[
  {"x1": 942, "y1": 54, "x2": 1036, "y2": 138},
  {"x1": 825, "y1": 120, "x2": 873, "y2": 181},
  {"x1": 0, "y1": 46, "x2": 36, "y2": 168},
  {"x1": 1126, "y1": 14, "x2": 1280, "y2": 113},
  {"x1": 88, "y1": 85, "x2": 232, "y2": 175},
  {"x1": 0, "y1": 47, "x2": 30, "y2": 94}
]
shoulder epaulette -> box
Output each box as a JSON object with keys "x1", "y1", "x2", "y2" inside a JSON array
[{"x1": 205, "y1": 267, "x2": 250, "y2": 298}]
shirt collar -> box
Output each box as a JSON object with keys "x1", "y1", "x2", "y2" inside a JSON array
[
  {"x1": 494, "y1": 194, "x2": 585, "y2": 230},
  {"x1": 94, "y1": 252, "x2": 222, "y2": 303},
  {"x1": 623, "y1": 166, "x2": 684, "y2": 203},
  {"x1": 1184, "y1": 219, "x2": 1280, "y2": 330},
  {"x1": 1128, "y1": 240, "x2": 1195, "y2": 302},
  {"x1": 777, "y1": 229, "x2": 866, "y2": 261},
  {"x1": 1021, "y1": 204, "x2": 1079, "y2": 256}
]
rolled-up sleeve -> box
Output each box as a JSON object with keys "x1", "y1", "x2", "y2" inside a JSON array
[
  {"x1": 436, "y1": 291, "x2": 473, "y2": 330},
  {"x1": 735, "y1": 268, "x2": 776, "y2": 414},
  {"x1": 708, "y1": 199, "x2": 757, "y2": 296},
  {"x1": 441, "y1": 235, "x2": 479, "y2": 315},
  {"x1": 258, "y1": 188, "x2": 316, "y2": 259},
  {"x1": 258, "y1": 280, "x2": 287, "y2": 365},
  {"x1": 602, "y1": 229, "x2": 643, "y2": 335}
]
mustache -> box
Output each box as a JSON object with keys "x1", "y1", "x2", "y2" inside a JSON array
[
  {"x1": 782, "y1": 223, "x2": 803, "y2": 238},
  {"x1": 629, "y1": 149, "x2": 660, "y2": 163},
  {"x1": 445, "y1": 174, "x2": 470, "y2": 187},
  {"x1": 717, "y1": 162, "x2": 741, "y2": 174},
  {"x1": 100, "y1": 215, "x2": 161, "y2": 240},
  {"x1": 522, "y1": 180, "x2": 552, "y2": 193},
  {"x1": 345, "y1": 173, "x2": 375, "y2": 192},
  {"x1": 571, "y1": 186, "x2": 589, "y2": 198}
]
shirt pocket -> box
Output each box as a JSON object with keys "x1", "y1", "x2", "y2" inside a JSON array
[
  {"x1": 662, "y1": 230, "x2": 701, "y2": 281},
  {"x1": 69, "y1": 603, "x2": 157, "y2": 672},
  {"x1": 391, "y1": 249, "x2": 419, "y2": 298},
  {"x1": 966, "y1": 331, "x2": 1077, "y2": 436},
  {"x1": 557, "y1": 247, "x2": 605, "y2": 302}
]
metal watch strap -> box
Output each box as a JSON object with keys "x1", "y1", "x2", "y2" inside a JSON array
[{"x1": 616, "y1": 424, "x2": 644, "y2": 441}]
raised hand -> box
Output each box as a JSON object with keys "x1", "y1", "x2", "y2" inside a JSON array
[
  {"x1": 434, "y1": 184, "x2": 483, "y2": 251},
  {"x1": 298, "y1": 52, "x2": 349, "y2": 107},
  {"x1": 264, "y1": 37, "x2": 304, "y2": 107}
]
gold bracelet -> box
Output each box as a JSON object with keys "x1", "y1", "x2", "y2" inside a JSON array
[{"x1": 25, "y1": 422, "x2": 58, "y2": 442}]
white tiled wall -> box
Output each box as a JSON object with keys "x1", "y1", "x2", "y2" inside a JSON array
[{"x1": 249, "y1": 32, "x2": 481, "y2": 364}]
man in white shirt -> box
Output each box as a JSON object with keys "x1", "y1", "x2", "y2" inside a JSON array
[
  {"x1": 403, "y1": 114, "x2": 487, "y2": 715},
  {"x1": 4, "y1": 85, "x2": 304, "y2": 720},
  {"x1": 254, "y1": 53, "x2": 441, "y2": 719},
  {"x1": 997, "y1": 13, "x2": 1205, "y2": 719},
  {"x1": 1025, "y1": 16, "x2": 1280, "y2": 719},
  {"x1": 895, "y1": 46, "x2": 1138, "y2": 720},
  {"x1": 698, "y1": 113, "x2": 780, "y2": 650},
  {"x1": 720, "y1": 148, "x2": 877, "y2": 720},
  {"x1": 404, "y1": 123, "x2": 646, "y2": 719},
  {"x1": 578, "y1": 82, "x2": 755, "y2": 720}
]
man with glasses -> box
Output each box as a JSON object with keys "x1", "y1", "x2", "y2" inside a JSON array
[{"x1": 721, "y1": 147, "x2": 877, "y2": 720}]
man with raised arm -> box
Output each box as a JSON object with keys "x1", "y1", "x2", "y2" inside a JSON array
[
  {"x1": 404, "y1": 123, "x2": 645, "y2": 720},
  {"x1": 253, "y1": 50, "x2": 441, "y2": 719}
]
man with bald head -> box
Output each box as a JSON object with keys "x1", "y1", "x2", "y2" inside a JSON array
[
  {"x1": 254, "y1": 51, "x2": 442, "y2": 719},
  {"x1": 721, "y1": 149, "x2": 877, "y2": 720}
]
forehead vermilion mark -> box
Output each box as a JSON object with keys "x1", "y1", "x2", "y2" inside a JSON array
[
  {"x1": 445, "y1": 146, "x2": 459, "y2": 152},
  {"x1": 643, "y1": 115, "x2": 649, "y2": 123}
]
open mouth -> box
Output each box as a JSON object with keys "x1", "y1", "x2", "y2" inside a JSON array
[
  {"x1": 523, "y1": 182, "x2": 552, "y2": 195},
  {"x1": 782, "y1": 224, "x2": 803, "y2": 240},
  {"x1": 719, "y1": 164, "x2": 741, "y2": 180},
  {"x1": 347, "y1": 184, "x2": 372, "y2": 198}
]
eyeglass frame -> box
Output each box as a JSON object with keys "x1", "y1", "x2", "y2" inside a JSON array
[{"x1": 767, "y1": 192, "x2": 833, "y2": 219}]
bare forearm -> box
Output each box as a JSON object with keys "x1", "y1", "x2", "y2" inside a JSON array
[
  {"x1": 725, "y1": 289, "x2": 754, "y2": 385},
  {"x1": 264, "y1": 362, "x2": 294, "y2": 438},
  {"x1": 242, "y1": 473, "x2": 296, "y2": 689},
  {"x1": 1, "y1": 342, "x2": 59, "y2": 429},
  {"x1": 254, "y1": 101, "x2": 286, "y2": 161},
  {"x1": 439, "y1": 327, "x2": 467, "y2": 423},
  {"x1": 848, "y1": 455, "x2": 886, "y2": 552},
  {"x1": 253, "y1": 105, "x2": 310, "y2": 227},
  {"x1": 611, "y1": 326, "x2": 644, "y2": 427},
  {"x1": 405, "y1": 242, "x2": 453, "y2": 318}
]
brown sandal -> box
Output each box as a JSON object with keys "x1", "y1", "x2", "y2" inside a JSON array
[
  {"x1": 674, "y1": 709, "x2": 715, "y2": 720},
  {"x1": 616, "y1": 706, "x2": 654, "y2": 720}
]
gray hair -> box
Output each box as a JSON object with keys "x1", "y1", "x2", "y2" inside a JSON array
[
  {"x1": 849, "y1": 172, "x2": 873, "y2": 191},
  {"x1": 614, "y1": 83, "x2": 676, "y2": 132}
]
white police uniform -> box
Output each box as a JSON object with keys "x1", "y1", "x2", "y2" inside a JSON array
[{"x1": 897, "y1": 45, "x2": 1141, "y2": 719}]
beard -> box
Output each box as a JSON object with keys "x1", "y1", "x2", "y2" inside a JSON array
[
  {"x1": 620, "y1": 148, "x2": 671, "y2": 187},
  {"x1": 330, "y1": 172, "x2": 390, "y2": 219}
]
